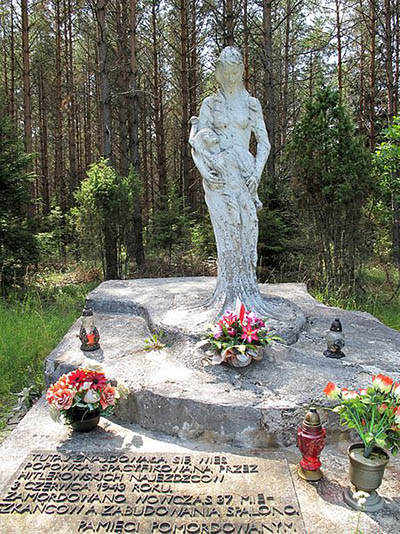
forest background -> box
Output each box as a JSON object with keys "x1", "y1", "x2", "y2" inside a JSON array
[{"x1": 0, "y1": 0, "x2": 400, "y2": 419}]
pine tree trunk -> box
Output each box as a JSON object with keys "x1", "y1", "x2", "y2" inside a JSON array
[
  {"x1": 39, "y1": 68, "x2": 50, "y2": 215},
  {"x1": 225, "y1": 0, "x2": 234, "y2": 46},
  {"x1": 369, "y1": 0, "x2": 376, "y2": 151},
  {"x1": 263, "y1": 0, "x2": 275, "y2": 180},
  {"x1": 97, "y1": 0, "x2": 112, "y2": 162},
  {"x1": 66, "y1": 0, "x2": 77, "y2": 192},
  {"x1": 335, "y1": 0, "x2": 343, "y2": 99},
  {"x1": 55, "y1": 0, "x2": 65, "y2": 217},
  {"x1": 151, "y1": 1, "x2": 167, "y2": 201},
  {"x1": 281, "y1": 0, "x2": 290, "y2": 147},
  {"x1": 180, "y1": 0, "x2": 191, "y2": 210},
  {"x1": 97, "y1": 0, "x2": 117, "y2": 279},
  {"x1": 21, "y1": 0, "x2": 34, "y2": 214},
  {"x1": 128, "y1": 0, "x2": 145, "y2": 268}
]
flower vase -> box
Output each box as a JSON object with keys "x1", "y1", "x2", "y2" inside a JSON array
[
  {"x1": 69, "y1": 407, "x2": 100, "y2": 432},
  {"x1": 343, "y1": 443, "x2": 389, "y2": 512}
]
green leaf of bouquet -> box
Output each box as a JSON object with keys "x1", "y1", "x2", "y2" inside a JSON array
[
  {"x1": 375, "y1": 437, "x2": 387, "y2": 448},
  {"x1": 238, "y1": 345, "x2": 246, "y2": 354},
  {"x1": 365, "y1": 433, "x2": 374, "y2": 444}
]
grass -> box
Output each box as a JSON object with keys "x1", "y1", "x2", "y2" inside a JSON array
[
  {"x1": 311, "y1": 265, "x2": 400, "y2": 331},
  {"x1": 0, "y1": 281, "x2": 98, "y2": 423},
  {"x1": 1, "y1": 261, "x2": 399, "y2": 435}
]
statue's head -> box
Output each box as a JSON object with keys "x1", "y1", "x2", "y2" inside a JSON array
[
  {"x1": 215, "y1": 47, "x2": 244, "y2": 88},
  {"x1": 189, "y1": 128, "x2": 219, "y2": 153}
]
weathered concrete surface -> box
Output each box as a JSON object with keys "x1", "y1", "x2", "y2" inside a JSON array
[
  {"x1": 86, "y1": 277, "x2": 307, "y2": 344},
  {"x1": 45, "y1": 278, "x2": 400, "y2": 449},
  {"x1": 0, "y1": 400, "x2": 399, "y2": 534}
]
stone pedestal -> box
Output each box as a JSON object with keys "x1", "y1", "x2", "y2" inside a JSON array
[{"x1": 45, "y1": 277, "x2": 400, "y2": 449}]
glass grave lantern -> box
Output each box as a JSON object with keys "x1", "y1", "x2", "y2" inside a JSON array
[{"x1": 79, "y1": 306, "x2": 100, "y2": 351}]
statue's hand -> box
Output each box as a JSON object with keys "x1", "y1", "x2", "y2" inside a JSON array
[
  {"x1": 204, "y1": 172, "x2": 225, "y2": 190},
  {"x1": 246, "y1": 175, "x2": 258, "y2": 195}
]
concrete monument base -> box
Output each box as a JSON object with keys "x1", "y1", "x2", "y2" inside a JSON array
[{"x1": 45, "y1": 277, "x2": 400, "y2": 449}]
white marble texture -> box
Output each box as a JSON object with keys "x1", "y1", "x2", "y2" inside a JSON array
[{"x1": 190, "y1": 46, "x2": 273, "y2": 317}]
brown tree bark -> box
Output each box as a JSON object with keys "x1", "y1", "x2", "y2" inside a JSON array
[
  {"x1": 65, "y1": 0, "x2": 77, "y2": 192},
  {"x1": 54, "y1": 0, "x2": 65, "y2": 216},
  {"x1": 84, "y1": 57, "x2": 93, "y2": 170},
  {"x1": 10, "y1": 3, "x2": 16, "y2": 122},
  {"x1": 369, "y1": 0, "x2": 376, "y2": 151},
  {"x1": 224, "y1": 0, "x2": 234, "y2": 46},
  {"x1": 358, "y1": 1, "x2": 366, "y2": 134},
  {"x1": 97, "y1": 0, "x2": 112, "y2": 161},
  {"x1": 21, "y1": 0, "x2": 32, "y2": 156},
  {"x1": 96, "y1": 0, "x2": 117, "y2": 279},
  {"x1": 384, "y1": 0, "x2": 395, "y2": 123},
  {"x1": 151, "y1": 0, "x2": 167, "y2": 201},
  {"x1": 38, "y1": 67, "x2": 50, "y2": 215},
  {"x1": 281, "y1": 0, "x2": 290, "y2": 147},
  {"x1": 128, "y1": 0, "x2": 145, "y2": 268},
  {"x1": 263, "y1": 0, "x2": 275, "y2": 180},
  {"x1": 180, "y1": 0, "x2": 191, "y2": 210},
  {"x1": 334, "y1": 0, "x2": 343, "y2": 99},
  {"x1": 21, "y1": 0, "x2": 35, "y2": 214},
  {"x1": 243, "y1": 0, "x2": 250, "y2": 90}
]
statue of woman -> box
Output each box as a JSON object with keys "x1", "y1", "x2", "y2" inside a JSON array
[{"x1": 190, "y1": 46, "x2": 274, "y2": 317}]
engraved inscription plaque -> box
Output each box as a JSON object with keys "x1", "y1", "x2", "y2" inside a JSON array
[{"x1": 0, "y1": 451, "x2": 305, "y2": 533}]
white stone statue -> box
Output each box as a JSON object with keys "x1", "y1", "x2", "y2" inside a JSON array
[{"x1": 189, "y1": 46, "x2": 274, "y2": 317}]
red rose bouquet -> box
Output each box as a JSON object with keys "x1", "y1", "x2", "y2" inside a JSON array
[{"x1": 46, "y1": 368, "x2": 120, "y2": 425}]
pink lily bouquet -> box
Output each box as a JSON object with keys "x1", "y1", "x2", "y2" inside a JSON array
[
  {"x1": 208, "y1": 299, "x2": 279, "y2": 367},
  {"x1": 324, "y1": 374, "x2": 400, "y2": 458},
  {"x1": 46, "y1": 367, "x2": 121, "y2": 425}
]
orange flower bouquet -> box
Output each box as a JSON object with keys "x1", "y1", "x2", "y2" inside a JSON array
[
  {"x1": 46, "y1": 368, "x2": 120, "y2": 426},
  {"x1": 324, "y1": 374, "x2": 400, "y2": 458}
]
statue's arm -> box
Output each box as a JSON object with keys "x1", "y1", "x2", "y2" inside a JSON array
[
  {"x1": 198, "y1": 96, "x2": 217, "y2": 129},
  {"x1": 251, "y1": 97, "x2": 271, "y2": 182}
]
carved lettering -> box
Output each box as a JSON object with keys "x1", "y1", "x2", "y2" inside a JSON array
[{"x1": 0, "y1": 452, "x2": 304, "y2": 533}]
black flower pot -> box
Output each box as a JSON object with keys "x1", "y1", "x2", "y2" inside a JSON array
[{"x1": 69, "y1": 407, "x2": 100, "y2": 432}]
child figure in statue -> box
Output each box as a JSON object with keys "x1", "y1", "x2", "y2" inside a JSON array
[{"x1": 189, "y1": 123, "x2": 263, "y2": 210}]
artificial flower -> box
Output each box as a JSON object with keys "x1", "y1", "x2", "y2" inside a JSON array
[
  {"x1": 52, "y1": 388, "x2": 75, "y2": 411},
  {"x1": 324, "y1": 374, "x2": 400, "y2": 458},
  {"x1": 323, "y1": 382, "x2": 341, "y2": 399},
  {"x1": 68, "y1": 369, "x2": 88, "y2": 390},
  {"x1": 372, "y1": 374, "x2": 393, "y2": 393},
  {"x1": 241, "y1": 325, "x2": 259, "y2": 343},
  {"x1": 393, "y1": 383, "x2": 400, "y2": 399},
  {"x1": 207, "y1": 301, "x2": 280, "y2": 367},
  {"x1": 100, "y1": 385, "x2": 119, "y2": 410},
  {"x1": 341, "y1": 388, "x2": 359, "y2": 400},
  {"x1": 46, "y1": 367, "x2": 123, "y2": 427}
]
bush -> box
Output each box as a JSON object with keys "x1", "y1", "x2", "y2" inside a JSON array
[{"x1": 0, "y1": 104, "x2": 38, "y2": 292}]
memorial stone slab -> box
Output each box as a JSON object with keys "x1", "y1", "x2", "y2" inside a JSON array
[{"x1": 0, "y1": 451, "x2": 305, "y2": 534}]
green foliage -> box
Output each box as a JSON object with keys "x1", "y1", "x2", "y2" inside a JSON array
[
  {"x1": 373, "y1": 118, "x2": 400, "y2": 263},
  {"x1": 0, "y1": 104, "x2": 38, "y2": 291},
  {"x1": 73, "y1": 160, "x2": 142, "y2": 277},
  {"x1": 0, "y1": 283, "x2": 94, "y2": 412},
  {"x1": 324, "y1": 377, "x2": 400, "y2": 458},
  {"x1": 146, "y1": 186, "x2": 191, "y2": 257},
  {"x1": 312, "y1": 265, "x2": 400, "y2": 331},
  {"x1": 375, "y1": 117, "x2": 400, "y2": 195},
  {"x1": 36, "y1": 207, "x2": 64, "y2": 261},
  {"x1": 287, "y1": 86, "x2": 374, "y2": 290},
  {"x1": 143, "y1": 331, "x2": 166, "y2": 351}
]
